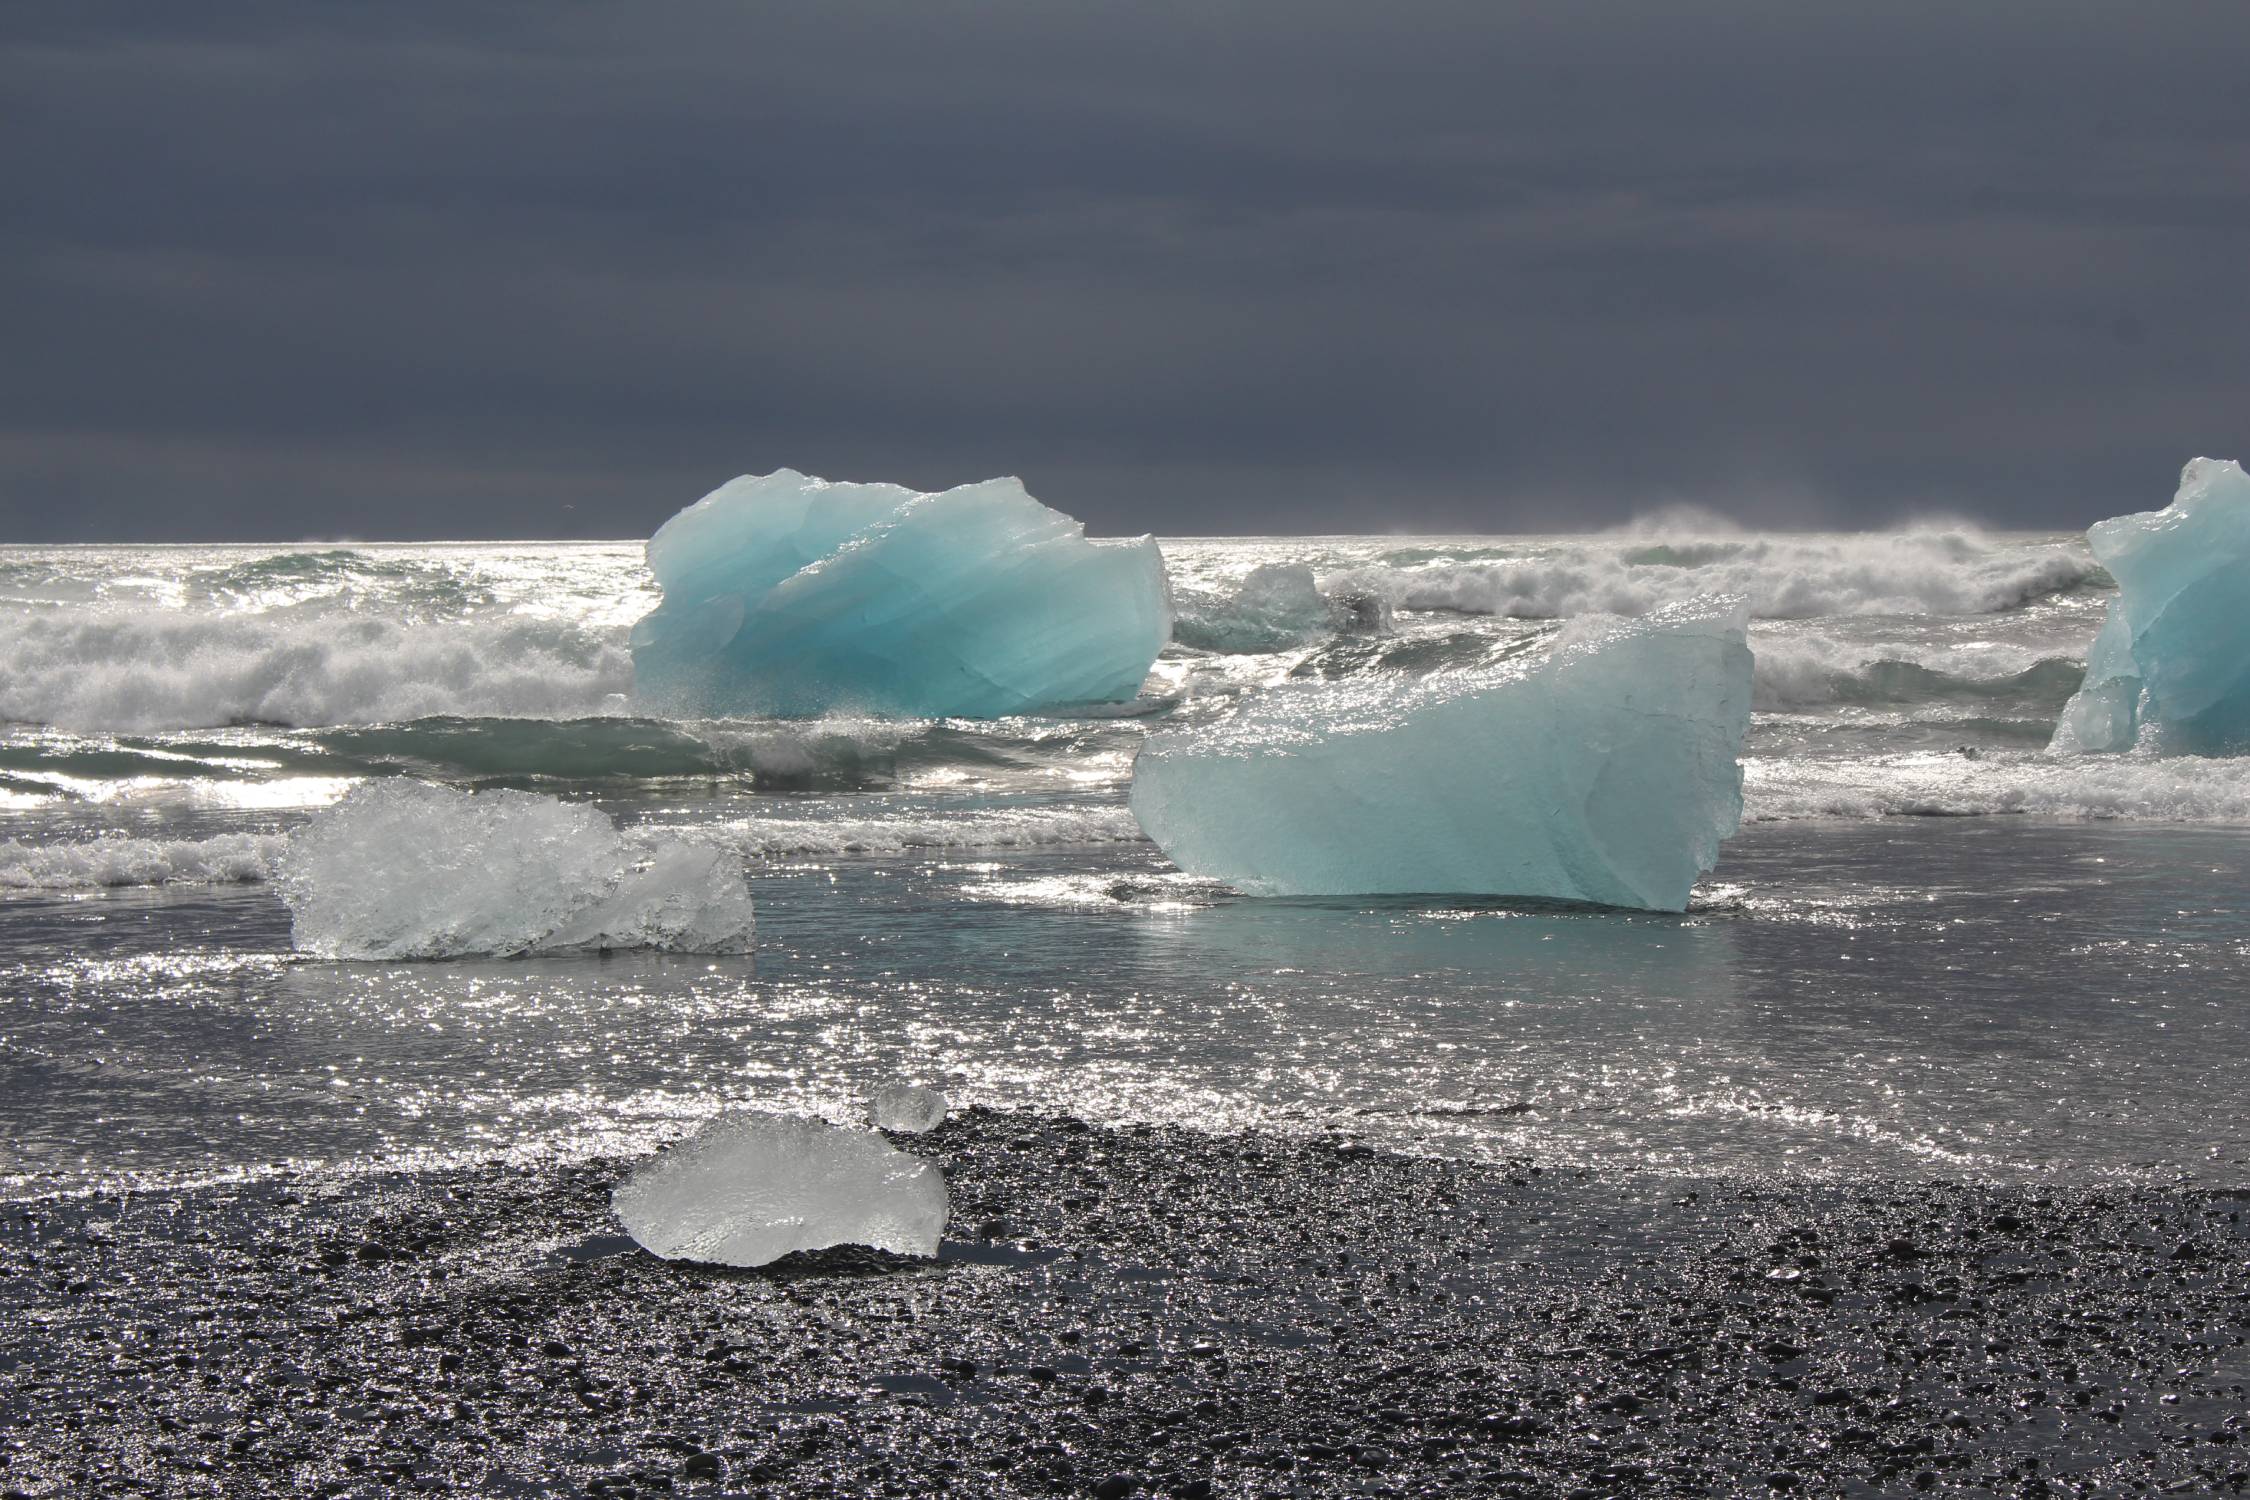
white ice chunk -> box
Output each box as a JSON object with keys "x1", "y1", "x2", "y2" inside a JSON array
[
  {"x1": 868, "y1": 1084, "x2": 948, "y2": 1134},
  {"x1": 612, "y1": 1114, "x2": 948, "y2": 1267},
  {"x1": 278, "y1": 781, "x2": 754, "y2": 959},
  {"x1": 2053, "y1": 458, "x2": 2250, "y2": 755},
  {"x1": 630, "y1": 470, "x2": 1171, "y2": 718},
  {"x1": 1129, "y1": 595, "x2": 1754, "y2": 911}
]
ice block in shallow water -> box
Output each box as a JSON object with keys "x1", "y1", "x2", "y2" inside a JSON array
[
  {"x1": 2052, "y1": 458, "x2": 2250, "y2": 755},
  {"x1": 278, "y1": 781, "x2": 754, "y2": 959},
  {"x1": 612, "y1": 1114, "x2": 948, "y2": 1267},
  {"x1": 1129, "y1": 596, "x2": 1754, "y2": 911},
  {"x1": 630, "y1": 470, "x2": 1171, "y2": 718}
]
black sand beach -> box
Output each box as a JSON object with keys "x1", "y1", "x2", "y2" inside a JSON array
[{"x1": 5, "y1": 1108, "x2": 2247, "y2": 1498}]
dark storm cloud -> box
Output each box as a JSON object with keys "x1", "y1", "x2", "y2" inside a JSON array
[{"x1": 2, "y1": 1, "x2": 2246, "y2": 539}]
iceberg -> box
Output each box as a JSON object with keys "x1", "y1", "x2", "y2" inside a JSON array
[
  {"x1": 278, "y1": 780, "x2": 755, "y2": 959},
  {"x1": 630, "y1": 470, "x2": 1171, "y2": 718},
  {"x1": 1129, "y1": 596, "x2": 1754, "y2": 910},
  {"x1": 612, "y1": 1114, "x2": 948, "y2": 1267},
  {"x1": 868, "y1": 1083, "x2": 948, "y2": 1134},
  {"x1": 2052, "y1": 458, "x2": 2250, "y2": 755}
]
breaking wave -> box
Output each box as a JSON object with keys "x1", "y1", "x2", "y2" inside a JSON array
[
  {"x1": 0, "y1": 610, "x2": 631, "y2": 732},
  {"x1": 0, "y1": 715, "x2": 1132, "y2": 807},
  {"x1": 1327, "y1": 532, "x2": 2101, "y2": 621},
  {"x1": 1751, "y1": 646, "x2": 2087, "y2": 713},
  {"x1": 1745, "y1": 752, "x2": 2250, "y2": 822},
  {"x1": 0, "y1": 832, "x2": 283, "y2": 890},
  {"x1": 182, "y1": 550, "x2": 500, "y2": 614}
]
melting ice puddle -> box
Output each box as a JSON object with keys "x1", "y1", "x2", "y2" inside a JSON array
[
  {"x1": 544, "y1": 1230, "x2": 1065, "y2": 1273},
  {"x1": 545, "y1": 1232, "x2": 640, "y2": 1267},
  {"x1": 867, "y1": 1372, "x2": 953, "y2": 1399}
]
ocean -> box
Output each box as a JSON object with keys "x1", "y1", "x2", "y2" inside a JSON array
[{"x1": 6, "y1": 528, "x2": 2248, "y2": 1201}]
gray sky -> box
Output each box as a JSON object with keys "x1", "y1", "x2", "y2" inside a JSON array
[{"x1": 3, "y1": 2, "x2": 2246, "y2": 540}]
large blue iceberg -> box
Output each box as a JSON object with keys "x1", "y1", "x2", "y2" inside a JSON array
[
  {"x1": 2052, "y1": 458, "x2": 2250, "y2": 755},
  {"x1": 1129, "y1": 596, "x2": 1754, "y2": 910},
  {"x1": 630, "y1": 470, "x2": 1171, "y2": 718}
]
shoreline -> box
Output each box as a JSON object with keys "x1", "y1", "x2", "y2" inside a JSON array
[{"x1": 5, "y1": 1109, "x2": 2247, "y2": 1498}]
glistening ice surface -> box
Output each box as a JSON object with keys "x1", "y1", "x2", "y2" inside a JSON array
[
  {"x1": 629, "y1": 470, "x2": 1170, "y2": 718},
  {"x1": 280, "y1": 781, "x2": 755, "y2": 959},
  {"x1": 8, "y1": 530, "x2": 2250, "y2": 1200},
  {"x1": 611, "y1": 1113, "x2": 947, "y2": 1266},
  {"x1": 2053, "y1": 456, "x2": 2250, "y2": 754},
  {"x1": 1133, "y1": 596, "x2": 1752, "y2": 908}
]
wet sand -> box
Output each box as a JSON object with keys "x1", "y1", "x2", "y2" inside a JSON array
[{"x1": 4, "y1": 1108, "x2": 2247, "y2": 1498}]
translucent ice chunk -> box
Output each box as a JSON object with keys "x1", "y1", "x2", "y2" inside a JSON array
[
  {"x1": 1174, "y1": 563, "x2": 1392, "y2": 653},
  {"x1": 612, "y1": 1114, "x2": 948, "y2": 1267},
  {"x1": 2053, "y1": 458, "x2": 2250, "y2": 755},
  {"x1": 278, "y1": 780, "x2": 754, "y2": 959},
  {"x1": 2049, "y1": 605, "x2": 2141, "y2": 753},
  {"x1": 869, "y1": 1084, "x2": 948, "y2": 1134},
  {"x1": 630, "y1": 470, "x2": 1171, "y2": 718},
  {"x1": 1129, "y1": 595, "x2": 1754, "y2": 911}
]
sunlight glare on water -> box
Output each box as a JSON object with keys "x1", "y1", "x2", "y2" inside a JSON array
[{"x1": 5, "y1": 535, "x2": 2249, "y2": 1199}]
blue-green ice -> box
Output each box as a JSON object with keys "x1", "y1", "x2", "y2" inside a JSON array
[
  {"x1": 1130, "y1": 595, "x2": 1754, "y2": 910},
  {"x1": 2053, "y1": 458, "x2": 2250, "y2": 755},
  {"x1": 630, "y1": 470, "x2": 1171, "y2": 718}
]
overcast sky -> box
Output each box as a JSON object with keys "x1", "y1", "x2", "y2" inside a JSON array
[{"x1": 3, "y1": 3, "x2": 2246, "y2": 540}]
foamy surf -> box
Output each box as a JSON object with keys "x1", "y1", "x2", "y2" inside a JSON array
[
  {"x1": 1320, "y1": 530, "x2": 2099, "y2": 620},
  {"x1": 1744, "y1": 750, "x2": 2250, "y2": 822},
  {"x1": 0, "y1": 609, "x2": 632, "y2": 733},
  {"x1": 0, "y1": 831, "x2": 284, "y2": 890}
]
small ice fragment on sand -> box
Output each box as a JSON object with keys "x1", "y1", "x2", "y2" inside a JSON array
[
  {"x1": 2053, "y1": 457, "x2": 2250, "y2": 755},
  {"x1": 869, "y1": 1084, "x2": 949, "y2": 1134},
  {"x1": 278, "y1": 780, "x2": 754, "y2": 959},
  {"x1": 629, "y1": 469, "x2": 1171, "y2": 718},
  {"x1": 1130, "y1": 595, "x2": 1753, "y2": 911},
  {"x1": 611, "y1": 1114, "x2": 948, "y2": 1267}
]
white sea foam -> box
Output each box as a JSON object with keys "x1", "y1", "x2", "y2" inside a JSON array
[
  {"x1": 0, "y1": 610, "x2": 631, "y2": 732},
  {"x1": 1326, "y1": 532, "x2": 2098, "y2": 621},
  {"x1": 0, "y1": 832, "x2": 283, "y2": 890},
  {"x1": 1744, "y1": 752, "x2": 2250, "y2": 822}
]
